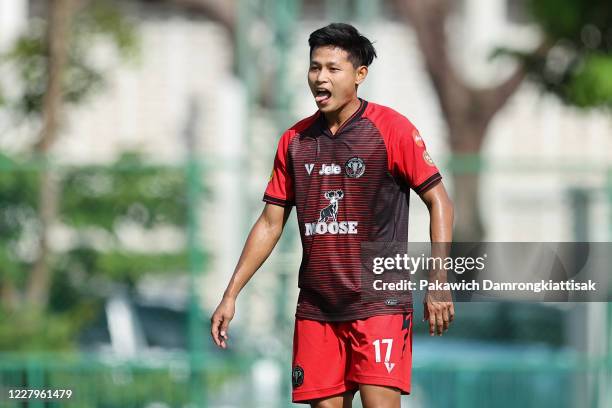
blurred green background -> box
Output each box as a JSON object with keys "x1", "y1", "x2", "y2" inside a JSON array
[{"x1": 0, "y1": 0, "x2": 610, "y2": 407}]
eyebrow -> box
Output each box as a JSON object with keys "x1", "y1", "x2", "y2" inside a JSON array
[{"x1": 309, "y1": 60, "x2": 341, "y2": 66}]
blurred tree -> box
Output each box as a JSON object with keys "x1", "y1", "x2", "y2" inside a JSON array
[
  {"x1": 170, "y1": 0, "x2": 236, "y2": 36},
  {"x1": 0, "y1": 152, "x2": 191, "y2": 349},
  {"x1": 166, "y1": 0, "x2": 288, "y2": 109},
  {"x1": 28, "y1": 0, "x2": 77, "y2": 311},
  {"x1": 1, "y1": 0, "x2": 138, "y2": 311},
  {"x1": 397, "y1": 0, "x2": 549, "y2": 241},
  {"x1": 397, "y1": 0, "x2": 611, "y2": 241},
  {"x1": 0, "y1": 1, "x2": 147, "y2": 350},
  {"x1": 3, "y1": 1, "x2": 137, "y2": 119},
  {"x1": 521, "y1": 0, "x2": 612, "y2": 108}
]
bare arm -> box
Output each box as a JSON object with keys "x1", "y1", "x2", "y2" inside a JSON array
[
  {"x1": 210, "y1": 203, "x2": 291, "y2": 348},
  {"x1": 421, "y1": 181, "x2": 453, "y2": 243},
  {"x1": 420, "y1": 181, "x2": 455, "y2": 336}
]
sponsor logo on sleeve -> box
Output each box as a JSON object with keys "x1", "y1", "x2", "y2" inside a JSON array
[
  {"x1": 413, "y1": 129, "x2": 424, "y2": 147},
  {"x1": 423, "y1": 151, "x2": 435, "y2": 167}
]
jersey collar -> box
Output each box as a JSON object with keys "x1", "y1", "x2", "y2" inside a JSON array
[{"x1": 317, "y1": 98, "x2": 368, "y2": 137}]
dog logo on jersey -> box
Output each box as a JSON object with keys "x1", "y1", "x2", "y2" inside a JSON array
[
  {"x1": 292, "y1": 365, "x2": 304, "y2": 388},
  {"x1": 318, "y1": 190, "x2": 343, "y2": 222},
  {"x1": 413, "y1": 129, "x2": 424, "y2": 147},
  {"x1": 304, "y1": 190, "x2": 358, "y2": 236},
  {"x1": 345, "y1": 157, "x2": 365, "y2": 178}
]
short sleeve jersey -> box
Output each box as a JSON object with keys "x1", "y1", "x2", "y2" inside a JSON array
[{"x1": 263, "y1": 99, "x2": 442, "y2": 321}]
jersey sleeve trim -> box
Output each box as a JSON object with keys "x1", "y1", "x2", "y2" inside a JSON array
[
  {"x1": 263, "y1": 193, "x2": 295, "y2": 207},
  {"x1": 413, "y1": 172, "x2": 442, "y2": 195}
]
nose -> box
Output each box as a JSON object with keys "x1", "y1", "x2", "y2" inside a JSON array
[{"x1": 315, "y1": 68, "x2": 329, "y2": 84}]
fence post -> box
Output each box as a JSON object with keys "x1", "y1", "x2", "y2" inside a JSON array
[
  {"x1": 456, "y1": 369, "x2": 471, "y2": 408},
  {"x1": 27, "y1": 358, "x2": 44, "y2": 408},
  {"x1": 607, "y1": 168, "x2": 612, "y2": 242},
  {"x1": 270, "y1": 1, "x2": 300, "y2": 406},
  {"x1": 569, "y1": 188, "x2": 590, "y2": 241},
  {"x1": 184, "y1": 98, "x2": 206, "y2": 407}
]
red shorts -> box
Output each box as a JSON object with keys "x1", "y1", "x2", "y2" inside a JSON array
[{"x1": 291, "y1": 312, "x2": 413, "y2": 404}]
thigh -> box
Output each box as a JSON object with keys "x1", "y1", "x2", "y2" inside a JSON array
[
  {"x1": 346, "y1": 313, "x2": 413, "y2": 395},
  {"x1": 310, "y1": 391, "x2": 356, "y2": 408},
  {"x1": 292, "y1": 318, "x2": 356, "y2": 404},
  {"x1": 359, "y1": 384, "x2": 401, "y2": 408}
]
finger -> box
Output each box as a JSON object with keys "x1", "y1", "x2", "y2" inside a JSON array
[
  {"x1": 220, "y1": 318, "x2": 230, "y2": 338},
  {"x1": 211, "y1": 316, "x2": 221, "y2": 347},
  {"x1": 219, "y1": 318, "x2": 230, "y2": 348},
  {"x1": 423, "y1": 304, "x2": 429, "y2": 322},
  {"x1": 436, "y1": 310, "x2": 444, "y2": 336},
  {"x1": 449, "y1": 303, "x2": 455, "y2": 322},
  {"x1": 428, "y1": 309, "x2": 436, "y2": 336},
  {"x1": 442, "y1": 307, "x2": 450, "y2": 332}
]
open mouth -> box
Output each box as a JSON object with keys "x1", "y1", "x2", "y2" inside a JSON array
[{"x1": 315, "y1": 89, "x2": 331, "y2": 104}]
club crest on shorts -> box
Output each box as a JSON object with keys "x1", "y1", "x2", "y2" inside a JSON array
[
  {"x1": 292, "y1": 365, "x2": 304, "y2": 388},
  {"x1": 345, "y1": 157, "x2": 365, "y2": 178}
]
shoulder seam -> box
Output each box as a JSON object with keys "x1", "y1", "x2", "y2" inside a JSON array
[
  {"x1": 362, "y1": 116, "x2": 393, "y2": 174},
  {"x1": 288, "y1": 111, "x2": 320, "y2": 134}
]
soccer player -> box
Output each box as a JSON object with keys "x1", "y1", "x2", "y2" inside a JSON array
[{"x1": 211, "y1": 23, "x2": 455, "y2": 408}]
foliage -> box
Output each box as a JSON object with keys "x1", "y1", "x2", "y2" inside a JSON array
[
  {"x1": 0, "y1": 0, "x2": 138, "y2": 118},
  {"x1": 0, "y1": 154, "x2": 193, "y2": 350},
  {"x1": 0, "y1": 303, "x2": 98, "y2": 351},
  {"x1": 0, "y1": 1, "x2": 148, "y2": 351},
  {"x1": 524, "y1": 0, "x2": 612, "y2": 108},
  {"x1": 529, "y1": 0, "x2": 612, "y2": 46},
  {"x1": 61, "y1": 154, "x2": 187, "y2": 230},
  {"x1": 566, "y1": 53, "x2": 612, "y2": 107},
  {"x1": 0, "y1": 155, "x2": 39, "y2": 285}
]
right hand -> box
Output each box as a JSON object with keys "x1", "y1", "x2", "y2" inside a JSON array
[
  {"x1": 210, "y1": 296, "x2": 236, "y2": 349},
  {"x1": 423, "y1": 289, "x2": 454, "y2": 336}
]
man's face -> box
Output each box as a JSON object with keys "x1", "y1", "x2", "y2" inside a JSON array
[{"x1": 308, "y1": 46, "x2": 367, "y2": 113}]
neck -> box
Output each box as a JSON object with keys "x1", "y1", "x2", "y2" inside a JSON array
[{"x1": 324, "y1": 97, "x2": 361, "y2": 133}]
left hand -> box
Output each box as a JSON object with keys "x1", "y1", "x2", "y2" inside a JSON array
[{"x1": 423, "y1": 290, "x2": 454, "y2": 336}]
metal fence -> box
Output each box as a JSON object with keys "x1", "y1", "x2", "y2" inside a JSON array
[{"x1": 0, "y1": 352, "x2": 610, "y2": 407}]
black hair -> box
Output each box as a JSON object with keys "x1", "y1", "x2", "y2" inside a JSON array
[{"x1": 308, "y1": 23, "x2": 377, "y2": 68}]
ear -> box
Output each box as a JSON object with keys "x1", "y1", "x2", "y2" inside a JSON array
[{"x1": 355, "y1": 65, "x2": 368, "y2": 86}]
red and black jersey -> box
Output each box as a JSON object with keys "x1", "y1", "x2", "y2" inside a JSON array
[{"x1": 263, "y1": 99, "x2": 442, "y2": 321}]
